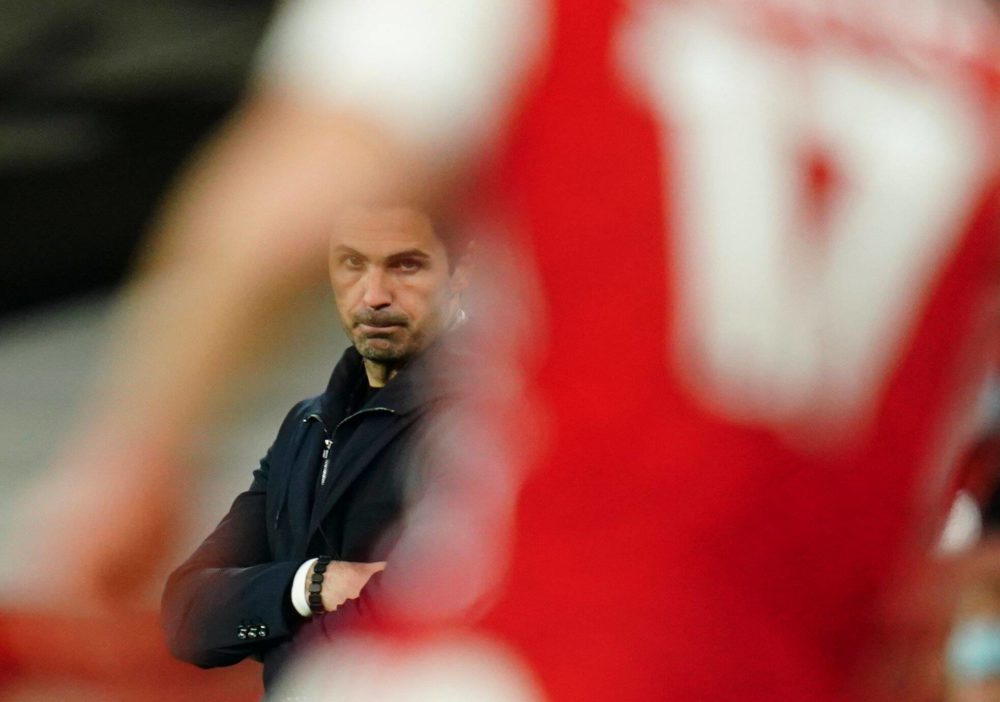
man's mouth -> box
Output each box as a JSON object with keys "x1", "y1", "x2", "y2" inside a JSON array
[{"x1": 357, "y1": 323, "x2": 402, "y2": 336}]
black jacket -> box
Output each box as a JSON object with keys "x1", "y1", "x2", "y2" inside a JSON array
[{"x1": 161, "y1": 341, "x2": 457, "y2": 689}]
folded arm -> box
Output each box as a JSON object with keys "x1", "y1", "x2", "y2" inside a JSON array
[{"x1": 161, "y1": 452, "x2": 302, "y2": 668}]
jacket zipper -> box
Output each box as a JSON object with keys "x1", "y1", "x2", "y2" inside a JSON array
[
  {"x1": 305, "y1": 407, "x2": 395, "y2": 486},
  {"x1": 320, "y1": 438, "x2": 333, "y2": 485}
]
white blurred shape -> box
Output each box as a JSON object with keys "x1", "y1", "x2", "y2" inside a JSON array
[
  {"x1": 256, "y1": 0, "x2": 546, "y2": 164},
  {"x1": 938, "y1": 490, "x2": 983, "y2": 555},
  {"x1": 273, "y1": 633, "x2": 546, "y2": 702},
  {"x1": 620, "y1": 1, "x2": 983, "y2": 444}
]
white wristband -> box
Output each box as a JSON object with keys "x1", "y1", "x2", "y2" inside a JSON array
[{"x1": 291, "y1": 558, "x2": 319, "y2": 618}]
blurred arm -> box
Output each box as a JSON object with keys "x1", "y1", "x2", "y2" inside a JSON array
[{"x1": 95, "y1": 89, "x2": 433, "y2": 463}]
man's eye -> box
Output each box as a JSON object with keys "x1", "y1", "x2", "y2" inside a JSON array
[
  {"x1": 344, "y1": 256, "x2": 364, "y2": 269},
  {"x1": 395, "y1": 259, "x2": 423, "y2": 272}
]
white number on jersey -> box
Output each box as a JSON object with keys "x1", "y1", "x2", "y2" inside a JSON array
[{"x1": 621, "y1": 3, "x2": 985, "y2": 439}]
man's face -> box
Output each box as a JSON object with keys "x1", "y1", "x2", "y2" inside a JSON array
[{"x1": 329, "y1": 207, "x2": 465, "y2": 365}]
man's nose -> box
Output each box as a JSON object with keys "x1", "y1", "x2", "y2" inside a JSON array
[{"x1": 361, "y1": 269, "x2": 392, "y2": 309}]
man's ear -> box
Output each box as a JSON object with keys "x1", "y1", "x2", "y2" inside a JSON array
[{"x1": 449, "y1": 241, "x2": 476, "y2": 294}]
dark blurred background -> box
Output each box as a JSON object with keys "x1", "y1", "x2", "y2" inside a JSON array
[{"x1": 1, "y1": 0, "x2": 277, "y2": 318}]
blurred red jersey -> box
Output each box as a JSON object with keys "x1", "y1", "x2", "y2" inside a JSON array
[{"x1": 479, "y1": 1, "x2": 1000, "y2": 700}]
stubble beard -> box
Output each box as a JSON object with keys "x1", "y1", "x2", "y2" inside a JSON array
[
  {"x1": 354, "y1": 335, "x2": 409, "y2": 363},
  {"x1": 352, "y1": 323, "x2": 426, "y2": 366}
]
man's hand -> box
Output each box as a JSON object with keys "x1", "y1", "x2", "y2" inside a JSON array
[{"x1": 310, "y1": 561, "x2": 386, "y2": 613}]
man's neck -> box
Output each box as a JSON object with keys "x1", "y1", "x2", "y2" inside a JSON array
[{"x1": 363, "y1": 359, "x2": 400, "y2": 388}]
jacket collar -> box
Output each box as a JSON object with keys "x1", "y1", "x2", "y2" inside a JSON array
[{"x1": 318, "y1": 332, "x2": 467, "y2": 424}]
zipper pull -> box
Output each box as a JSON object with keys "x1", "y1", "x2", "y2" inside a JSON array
[{"x1": 320, "y1": 438, "x2": 333, "y2": 485}]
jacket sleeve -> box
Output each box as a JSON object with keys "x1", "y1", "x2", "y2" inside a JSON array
[{"x1": 161, "y1": 412, "x2": 305, "y2": 668}]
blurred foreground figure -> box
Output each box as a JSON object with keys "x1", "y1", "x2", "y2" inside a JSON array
[{"x1": 259, "y1": 0, "x2": 1000, "y2": 700}]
